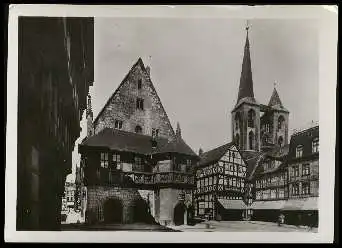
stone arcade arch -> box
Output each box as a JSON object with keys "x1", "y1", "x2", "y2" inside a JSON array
[
  {"x1": 174, "y1": 202, "x2": 187, "y2": 226},
  {"x1": 103, "y1": 198, "x2": 123, "y2": 224}
]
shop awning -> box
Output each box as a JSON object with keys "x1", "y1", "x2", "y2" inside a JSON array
[
  {"x1": 251, "y1": 200, "x2": 286, "y2": 210},
  {"x1": 282, "y1": 197, "x2": 318, "y2": 211},
  {"x1": 218, "y1": 199, "x2": 247, "y2": 210}
]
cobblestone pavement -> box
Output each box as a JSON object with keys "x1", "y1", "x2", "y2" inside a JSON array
[
  {"x1": 61, "y1": 223, "x2": 180, "y2": 231},
  {"x1": 168, "y1": 221, "x2": 318, "y2": 232}
]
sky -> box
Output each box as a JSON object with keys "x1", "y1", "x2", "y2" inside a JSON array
[{"x1": 71, "y1": 18, "x2": 318, "y2": 177}]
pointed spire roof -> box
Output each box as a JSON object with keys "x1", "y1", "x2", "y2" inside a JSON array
[
  {"x1": 236, "y1": 23, "x2": 255, "y2": 105},
  {"x1": 268, "y1": 86, "x2": 283, "y2": 108}
]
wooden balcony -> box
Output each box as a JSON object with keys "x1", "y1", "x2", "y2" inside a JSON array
[{"x1": 107, "y1": 170, "x2": 194, "y2": 187}]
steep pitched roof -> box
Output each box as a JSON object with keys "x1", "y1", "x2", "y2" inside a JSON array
[
  {"x1": 199, "y1": 142, "x2": 234, "y2": 167},
  {"x1": 287, "y1": 125, "x2": 319, "y2": 160},
  {"x1": 93, "y1": 58, "x2": 145, "y2": 125},
  {"x1": 268, "y1": 87, "x2": 283, "y2": 107},
  {"x1": 267, "y1": 87, "x2": 289, "y2": 112},
  {"x1": 81, "y1": 128, "x2": 168, "y2": 155},
  {"x1": 153, "y1": 137, "x2": 198, "y2": 157},
  {"x1": 80, "y1": 128, "x2": 197, "y2": 157},
  {"x1": 236, "y1": 29, "x2": 256, "y2": 105},
  {"x1": 92, "y1": 58, "x2": 176, "y2": 138}
]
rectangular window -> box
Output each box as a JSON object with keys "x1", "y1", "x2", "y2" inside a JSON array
[
  {"x1": 312, "y1": 138, "x2": 319, "y2": 153},
  {"x1": 136, "y1": 98, "x2": 144, "y2": 110},
  {"x1": 152, "y1": 128, "x2": 160, "y2": 138},
  {"x1": 114, "y1": 120, "x2": 123, "y2": 129},
  {"x1": 294, "y1": 165, "x2": 300, "y2": 177},
  {"x1": 296, "y1": 145, "x2": 303, "y2": 158},
  {"x1": 134, "y1": 157, "x2": 142, "y2": 171},
  {"x1": 302, "y1": 164, "x2": 310, "y2": 176},
  {"x1": 205, "y1": 178, "x2": 208, "y2": 186},
  {"x1": 100, "y1": 152, "x2": 109, "y2": 168},
  {"x1": 112, "y1": 154, "x2": 121, "y2": 170},
  {"x1": 292, "y1": 184, "x2": 300, "y2": 196},
  {"x1": 232, "y1": 178, "x2": 236, "y2": 187},
  {"x1": 302, "y1": 182, "x2": 310, "y2": 195}
]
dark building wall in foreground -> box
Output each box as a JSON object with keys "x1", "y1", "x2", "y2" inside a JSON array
[{"x1": 17, "y1": 17, "x2": 94, "y2": 230}]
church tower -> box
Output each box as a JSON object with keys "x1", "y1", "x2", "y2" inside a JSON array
[
  {"x1": 260, "y1": 86, "x2": 289, "y2": 149},
  {"x1": 86, "y1": 94, "x2": 94, "y2": 137},
  {"x1": 231, "y1": 22, "x2": 261, "y2": 152}
]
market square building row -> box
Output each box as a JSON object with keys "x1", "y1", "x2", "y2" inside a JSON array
[{"x1": 76, "y1": 26, "x2": 319, "y2": 227}]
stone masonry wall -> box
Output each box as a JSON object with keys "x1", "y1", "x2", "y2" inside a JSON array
[
  {"x1": 86, "y1": 186, "x2": 150, "y2": 224},
  {"x1": 158, "y1": 188, "x2": 193, "y2": 226},
  {"x1": 94, "y1": 60, "x2": 175, "y2": 140}
]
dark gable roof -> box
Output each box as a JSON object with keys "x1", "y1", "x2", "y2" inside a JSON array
[
  {"x1": 92, "y1": 58, "x2": 176, "y2": 138},
  {"x1": 288, "y1": 125, "x2": 319, "y2": 160},
  {"x1": 154, "y1": 137, "x2": 198, "y2": 157},
  {"x1": 199, "y1": 142, "x2": 234, "y2": 167},
  {"x1": 80, "y1": 128, "x2": 197, "y2": 157},
  {"x1": 93, "y1": 58, "x2": 145, "y2": 125}
]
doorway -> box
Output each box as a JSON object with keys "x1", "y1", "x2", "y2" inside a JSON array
[
  {"x1": 103, "y1": 199, "x2": 123, "y2": 223},
  {"x1": 174, "y1": 202, "x2": 186, "y2": 226}
]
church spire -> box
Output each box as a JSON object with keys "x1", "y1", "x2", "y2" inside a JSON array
[
  {"x1": 268, "y1": 83, "x2": 283, "y2": 108},
  {"x1": 237, "y1": 21, "x2": 255, "y2": 104}
]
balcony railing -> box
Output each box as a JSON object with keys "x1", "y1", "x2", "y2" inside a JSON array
[{"x1": 107, "y1": 170, "x2": 194, "y2": 186}]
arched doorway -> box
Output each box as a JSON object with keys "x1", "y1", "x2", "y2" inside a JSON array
[
  {"x1": 132, "y1": 198, "x2": 155, "y2": 224},
  {"x1": 103, "y1": 199, "x2": 123, "y2": 224},
  {"x1": 174, "y1": 202, "x2": 186, "y2": 226}
]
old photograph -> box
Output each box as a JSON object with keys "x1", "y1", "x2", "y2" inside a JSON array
[{"x1": 6, "y1": 5, "x2": 337, "y2": 243}]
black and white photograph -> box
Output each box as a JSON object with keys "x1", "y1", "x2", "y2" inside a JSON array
[{"x1": 5, "y1": 5, "x2": 337, "y2": 243}]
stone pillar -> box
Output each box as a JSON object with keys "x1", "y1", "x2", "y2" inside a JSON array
[{"x1": 184, "y1": 208, "x2": 188, "y2": 225}]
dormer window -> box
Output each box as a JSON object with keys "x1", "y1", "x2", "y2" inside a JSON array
[
  {"x1": 136, "y1": 98, "x2": 144, "y2": 110},
  {"x1": 296, "y1": 145, "x2": 303, "y2": 158}
]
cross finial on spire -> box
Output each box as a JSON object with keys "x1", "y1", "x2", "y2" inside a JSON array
[
  {"x1": 246, "y1": 20, "x2": 250, "y2": 32},
  {"x1": 274, "y1": 81, "x2": 277, "y2": 88}
]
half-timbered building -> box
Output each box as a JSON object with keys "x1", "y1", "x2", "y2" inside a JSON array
[{"x1": 195, "y1": 144, "x2": 248, "y2": 221}]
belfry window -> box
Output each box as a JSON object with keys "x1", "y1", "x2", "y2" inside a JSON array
[
  {"x1": 248, "y1": 109, "x2": 256, "y2": 128},
  {"x1": 278, "y1": 116, "x2": 285, "y2": 130},
  {"x1": 248, "y1": 131, "x2": 254, "y2": 150},
  {"x1": 235, "y1": 113, "x2": 241, "y2": 130},
  {"x1": 278, "y1": 136, "x2": 284, "y2": 147}
]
